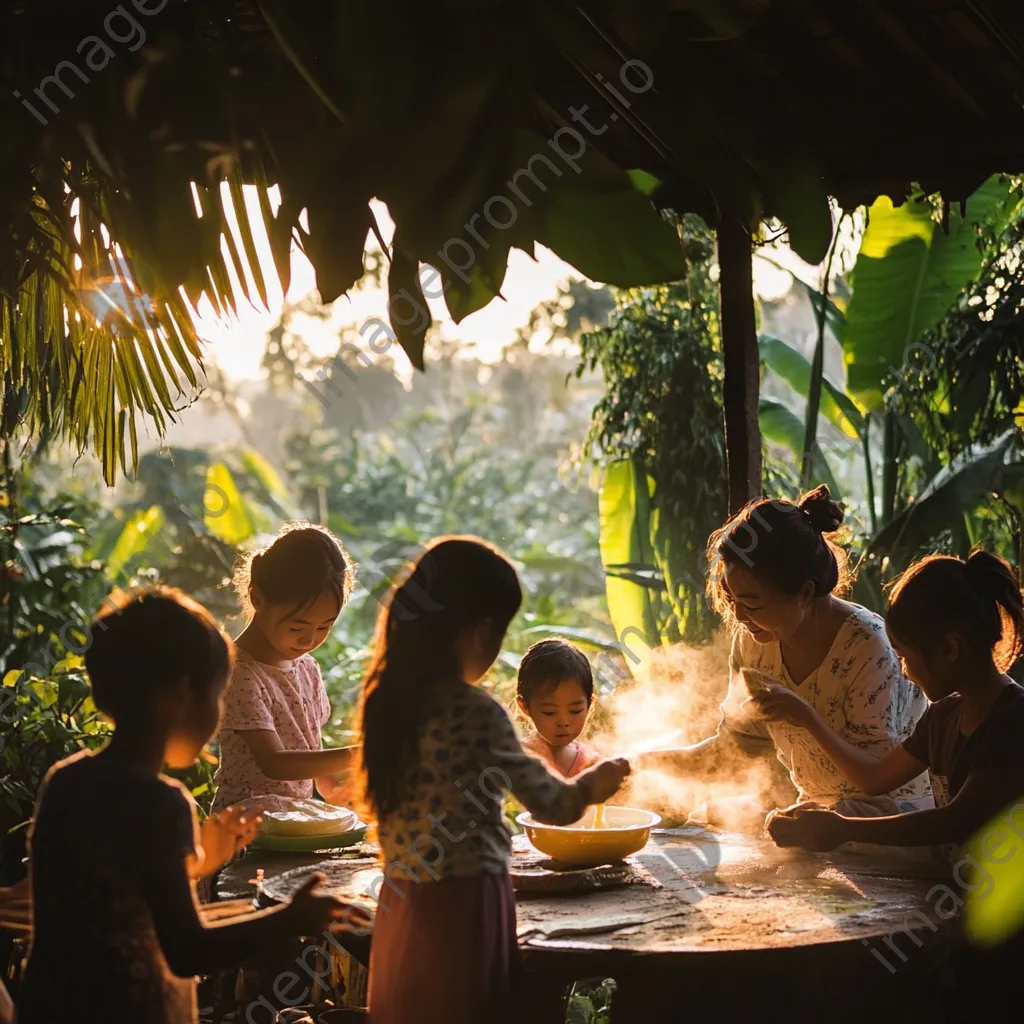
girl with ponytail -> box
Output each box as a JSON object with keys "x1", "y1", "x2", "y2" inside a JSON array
[
  {"x1": 359, "y1": 536, "x2": 630, "y2": 1024},
  {"x1": 768, "y1": 548, "x2": 1024, "y2": 853}
]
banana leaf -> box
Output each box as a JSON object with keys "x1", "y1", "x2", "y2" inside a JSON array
[
  {"x1": 759, "y1": 335, "x2": 862, "y2": 437},
  {"x1": 598, "y1": 459, "x2": 659, "y2": 679},
  {"x1": 105, "y1": 505, "x2": 164, "y2": 580},
  {"x1": 842, "y1": 177, "x2": 1018, "y2": 411},
  {"x1": 758, "y1": 397, "x2": 841, "y2": 496},
  {"x1": 867, "y1": 431, "x2": 1024, "y2": 567}
]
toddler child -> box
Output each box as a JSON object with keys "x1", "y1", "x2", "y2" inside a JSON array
[{"x1": 517, "y1": 637, "x2": 598, "y2": 778}]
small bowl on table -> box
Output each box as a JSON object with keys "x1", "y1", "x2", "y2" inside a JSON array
[{"x1": 516, "y1": 806, "x2": 661, "y2": 868}]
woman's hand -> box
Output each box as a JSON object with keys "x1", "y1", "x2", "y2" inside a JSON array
[
  {"x1": 767, "y1": 807, "x2": 848, "y2": 852},
  {"x1": 193, "y1": 804, "x2": 263, "y2": 879},
  {"x1": 750, "y1": 685, "x2": 816, "y2": 729},
  {"x1": 581, "y1": 757, "x2": 632, "y2": 804}
]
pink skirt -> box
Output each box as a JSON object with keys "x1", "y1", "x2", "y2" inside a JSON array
[{"x1": 367, "y1": 871, "x2": 517, "y2": 1024}]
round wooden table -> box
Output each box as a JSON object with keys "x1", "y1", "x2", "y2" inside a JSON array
[{"x1": 220, "y1": 826, "x2": 958, "y2": 1021}]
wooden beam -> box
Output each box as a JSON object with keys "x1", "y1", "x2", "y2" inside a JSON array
[{"x1": 718, "y1": 219, "x2": 761, "y2": 514}]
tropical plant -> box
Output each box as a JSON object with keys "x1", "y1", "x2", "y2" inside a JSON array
[
  {"x1": 89, "y1": 444, "x2": 300, "y2": 618},
  {"x1": 894, "y1": 199, "x2": 1024, "y2": 457},
  {"x1": 760, "y1": 174, "x2": 1024, "y2": 605},
  {"x1": 1, "y1": 445, "x2": 108, "y2": 683},
  {"x1": 0, "y1": 657, "x2": 112, "y2": 881},
  {"x1": 578, "y1": 217, "x2": 728, "y2": 659},
  {"x1": 13, "y1": 0, "x2": 1014, "y2": 487}
]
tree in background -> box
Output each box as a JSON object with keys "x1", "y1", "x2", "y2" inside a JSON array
[{"x1": 578, "y1": 216, "x2": 728, "y2": 655}]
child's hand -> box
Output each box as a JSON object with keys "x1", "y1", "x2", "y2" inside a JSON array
[
  {"x1": 285, "y1": 873, "x2": 369, "y2": 936},
  {"x1": 581, "y1": 757, "x2": 632, "y2": 804},
  {"x1": 750, "y1": 686, "x2": 815, "y2": 729},
  {"x1": 194, "y1": 805, "x2": 263, "y2": 878},
  {"x1": 317, "y1": 773, "x2": 356, "y2": 808},
  {"x1": 767, "y1": 807, "x2": 847, "y2": 851}
]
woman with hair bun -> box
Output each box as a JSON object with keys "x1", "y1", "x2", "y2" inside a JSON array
[{"x1": 637, "y1": 485, "x2": 932, "y2": 831}]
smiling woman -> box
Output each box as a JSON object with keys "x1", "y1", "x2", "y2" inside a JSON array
[{"x1": 633, "y1": 485, "x2": 933, "y2": 830}]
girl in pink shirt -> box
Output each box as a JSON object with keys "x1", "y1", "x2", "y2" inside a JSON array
[
  {"x1": 213, "y1": 523, "x2": 358, "y2": 813},
  {"x1": 517, "y1": 638, "x2": 598, "y2": 778}
]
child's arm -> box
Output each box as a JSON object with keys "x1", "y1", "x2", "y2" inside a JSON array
[
  {"x1": 769, "y1": 772, "x2": 1014, "y2": 850},
  {"x1": 486, "y1": 702, "x2": 628, "y2": 824},
  {"x1": 239, "y1": 730, "x2": 358, "y2": 781},
  {"x1": 754, "y1": 686, "x2": 927, "y2": 796},
  {"x1": 147, "y1": 858, "x2": 362, "y2": 977}
]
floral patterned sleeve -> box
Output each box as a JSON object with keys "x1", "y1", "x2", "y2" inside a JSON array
[
  {"x1": 482, "y1": 697, "x2": 587, "y2": 826},
  {"x1": 221, "y1": 665, "x2": 275, "y2": 732},
  {"x1": 839, "y1": 621, "x2": 903, "y2": 753}
]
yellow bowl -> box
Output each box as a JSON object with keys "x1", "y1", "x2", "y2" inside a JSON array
[{"x1": 516, "y1": 806, "x2": 661, "y2": 867}]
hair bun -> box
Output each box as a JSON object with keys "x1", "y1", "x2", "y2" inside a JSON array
[{"x1": 798, "y1": 485, "x2": 844, "y2": 534}]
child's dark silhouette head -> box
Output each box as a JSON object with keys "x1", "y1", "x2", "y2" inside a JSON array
[
  {"x1": 516, "y1": 638, "x2": 594, "y2": 751},
  {"x1": 234, "y1": 522, "x2": 355, "y2": 659},
  {"x1": 360, "y1": 536, "x2": 522, "y2": 818},
  {"x1": 707, "y1": 484, "x2": 850, "y2": 644},
  {"x1": 87, "y1": 587, "x2": 233, "y2": 766},
  {"x1": 886, "y1": 550, "x2": 1024, "y2": 698}
]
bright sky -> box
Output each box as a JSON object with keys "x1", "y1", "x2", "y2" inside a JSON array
[{"x1": 191, "y1": 189, "x2": 818, "y2": 381}]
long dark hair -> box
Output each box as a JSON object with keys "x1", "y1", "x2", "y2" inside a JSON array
[
  {"x1": 358, "y1": 536, "x2": 522, "y2": 820},
  {"x1": 887, "y1": 549, "x2": 1024, "y2": 672},
  {"x1": 706, "y1": 484, "x2": 850, "y2": 614}
]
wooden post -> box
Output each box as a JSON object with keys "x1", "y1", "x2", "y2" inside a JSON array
[{"x1": 718, "y1": 219, "x2": 762, "y2": 513}]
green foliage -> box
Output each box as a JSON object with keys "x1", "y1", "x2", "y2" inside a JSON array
[
  {"x1": 285, "y1": 345, "x2": 611, "y2": 713},
  {"x1": 757, "y1": 397, "x2": 840, "y2": 496},
  {"x1": 894, "y1": 195, "x2": 1024, "y2": 456},
  {"x1": 761, "y1": 177, "x2": 1024, "y2": 610},
  {"x1": 841, "y1": 176, "x2": 1021, "y2": 410},
  {"x1": 578, "y1": 216, "x2": 728, "y2": 649},
  {"x1": 90, "y1": 445, "x2": 299, "y2": 619},
  {"x1": 0, "y1": 659, "x2": 111, "y2": 831},
  {"x1": 566, "y1": 978, "x2": 617, "y2": 1024},
  {"x1": 598, "y1": 459, "x2": 663, "y2": 667},
  {"x1": 0, "y1": 460, "x2": 108, "y2": 685}
]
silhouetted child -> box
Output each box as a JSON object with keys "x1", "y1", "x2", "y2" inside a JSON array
[{"x1": 17, "y1": 587, "x2": 360, "y2": 1024}]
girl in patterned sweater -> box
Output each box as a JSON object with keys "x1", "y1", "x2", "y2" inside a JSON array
[
  {"x1": 213, "y1": 523, "x2": 359, "y2": 815},
  {"x1": 358, "y1": 536, "x2": 631, "y2": 1024}
]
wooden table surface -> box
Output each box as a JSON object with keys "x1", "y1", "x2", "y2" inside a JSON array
[
  {"x1": 221, "y1": 826, "x2": 950, "y2": 953},
  {"x1": 219, "y1": 826, "x2": 957, "y2": 1020}
]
